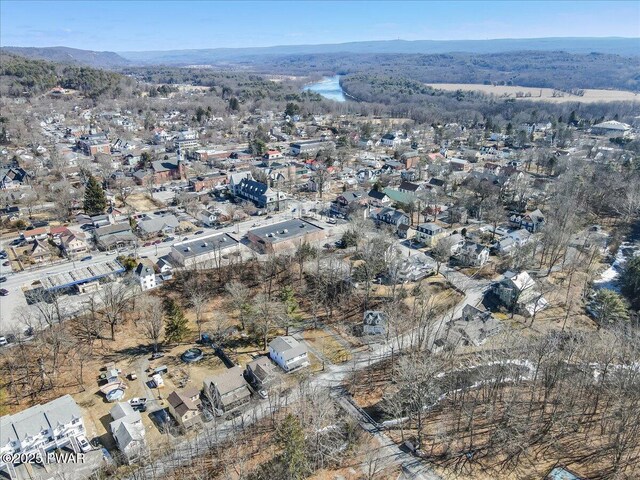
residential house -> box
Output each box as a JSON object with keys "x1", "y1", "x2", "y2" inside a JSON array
[
  {"x1": 263, "y1": 150, "x2": 283, "y2": 161},
  {"x1": 94, "y1": 222, "x2": 137, "y2": 251},
  {"x1": 134, "y1": 262, "x2": 156, "y2": 291},
  {"x1": 203, "y1": 365, "x2": 251, "y2": 414},
  {"x1": 227, "y1": 171, "x2": 254, "y2": 197},
  {"x1": 400, "y1": 150, "x2": 420, "y2": 169},
  {"x1": 109, "y1": 402, "x2": 146, "y2": 463},
  {"x1": 363, "y1": 311, "x2": 387, "y2": 335},
  {"x1": 382, "y1": 187, "x2": 415, "y2": 208},
  {"x1": 233, "y1": 177, "x2": 288, "y2": 212},
  {"x1": 380, "y1": 133, "x2": 401, "y2": 148},
  {"x1": 442, "y1": 233, "x2": 465, "y2": 255},
  {"x1": 60, "y1": 232, "x2": 89, "y2": 257},
  {"x1": 137, "y1": 214, "x2": 180, "y2": 239},
  {"x1": 509, "y1": 209, "x2": 545, "y2": 233},
  {"x1": 449, "y1": 158, "x2": 471, "y2": 172},
  {"x1": 245, "y1": 357, "x2": 277, "y2": 388},
  {"x1": 455, "y1": 241, "x2": 490, "y2": 267},
  {"x1": 394, "y1": 255, "x2": 434, "y2": 283},
  {"x1": 268, "y1": 336, "x2": 309, "y2": 372},
  {"x1": 197, "y1": 209, "x2": 222, "y2": 227},
  {"x1": 492, "y1": 270, "x2": 548, "y2": 317},
  {"x1": 26, "y1": 240, "x2": 52, "y2": 264},
  {"x1": 397, "y1": 181, "x2": 421, "y2": 194},
  {"x1": 0, "y1": 205, "x2": 20, "y2": 222},
  {"x1": 374, "y1": 207, "x2": 410, "y2": 230},
  {"x1": 0, "y1": 395, "x2": 85, "y2": 477},
  {"x1": 446, "y1": 304, "x2": 502, "y2": 347},
  {"x1": 20, "y1": 227, "x2": 49, "y2": 242},
  {"x1": 484, "y1": 162, "x2": 502, "y2": 175},
  {"x1": 167, "y1": 388, "x2": 202, "y2": 429},
  {"x1": 367, "y1": 189, "x2": 390, "y2": 208},
  {"x1": 0, "y1": 167, "x2": 30, "y2": 189},
  {"x1": 415, "y1": 223, "x2": 446, "y2": 246},
  {"x1": 330, "y1": 191, "x2": 368, "y2": 218}
]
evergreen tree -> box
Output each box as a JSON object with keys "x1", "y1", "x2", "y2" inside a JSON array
[
  {"x1": 164, "y1": 298, "x2": 190, "y2": 343},
  {"x1": 620, "y1": 256, "x2": 640, "y2": 311},
  {"x1": 83, "y1": 175, "x2": 107, "y2": 216},
  {"x1": 591, "y1": 289, "x2": 629, "y2": 327},
  {"x1": 228, "y1": 97, "x2": 240, "y2": 111},
  {"x1": 275, "y1": 414, "x2": 308, "y2": 480},
  {"x1": 284, "y1": 102, "x2": 300, "y2": 117}
]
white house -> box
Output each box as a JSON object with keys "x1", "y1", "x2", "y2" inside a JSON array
[
  {"x1": 134, "y1": 262, "x2": 156, "y2": 291},
  {"x1": 268, "y1": 336, "x2": 309, "y2": 372},
  {"x1": 109, "y1": 402, "x2": 147, "y2": 463},
  {"x1": 0, "y1": 395, "x2": 86, "y2": 476},
  {"x1": 363, "y1": 311, "x2": 387, "y2": 335},
  {"x1": 380, "y1": 133, "x2": 401, "y2": 148}
]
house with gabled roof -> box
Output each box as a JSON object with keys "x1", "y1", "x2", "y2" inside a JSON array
[{"x1": 269, "y1": 336, "x2": 309, "y2": 372}]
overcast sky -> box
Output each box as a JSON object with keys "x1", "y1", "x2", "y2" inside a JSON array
[{"x1": 1, "y1": 0, "x2": 639, "y2": 52}]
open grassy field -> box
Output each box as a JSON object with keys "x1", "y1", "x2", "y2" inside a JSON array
[{"x1": 426, "y1": 83, "x2": 640, "y2": 103}]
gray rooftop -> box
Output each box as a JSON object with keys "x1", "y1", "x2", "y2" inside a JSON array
[
  {"x1": 172, "y1": 233, "x2": 238, "y2": 259},
  {"x1": 269, "y1": 336, "x2": 308, "y2": 361},
  {"x1": 248, "y1": 219, "x2": 323, "y2": 244},
  {"x1": 138, "y1": 214, "x2": 179, "y2": 234},
  {"x1": 40, "y1": 260, "x2": 125, "y2": 290},
  {"x1": 0, "y1": 395, "x2": 82, "y2": 444}
]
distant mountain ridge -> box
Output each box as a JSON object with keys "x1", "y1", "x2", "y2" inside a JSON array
[
  {"x1": 1, "y1": 46, "x2": 131, "y2": 68},
  {"x1": 3, "y1": 38, "x2": 638, "y2": 69},
  {"x1": 119, "y1": 37, "x2": 640, "y2": 65}
]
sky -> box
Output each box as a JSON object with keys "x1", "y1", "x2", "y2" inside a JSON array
[{"x1": 1, "y1": 0, "x2": 639, "y2": 52}]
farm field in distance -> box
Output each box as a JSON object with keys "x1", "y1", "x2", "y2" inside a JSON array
[{"x1": 426, "y1": 83, "x2": 640, "y2": 103}]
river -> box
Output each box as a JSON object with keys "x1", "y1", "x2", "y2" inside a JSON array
[{"x1": 303, "y1": 75, "x2": 347, "y2": 102}]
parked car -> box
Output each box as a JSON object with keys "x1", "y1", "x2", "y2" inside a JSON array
[
  {"x1": 2, "y1": 261, "x2": 9, "y2": 267},
  {"x1": 0, "y1": 276, "x2": 6, "y2": 283},
  {"x1": 194, "y1": 230, "x2": 204, "y2": 235},
  {"x1": 80, "y1": 256, "x2": 92, "y2": 262},
  {"x1": 153, "y1": 239, "x2": 161, "y2": 245},
  {"x1": 0, "y1": 251, "x2": 7, "y2": 259},
  {"x1": 0, "y1": 337, "x2": 8, "y2": 346},
  {"x1": 163, "y1": 236, "x2": 175, "y2": 242},
  {"x1": 0, "y1": 289, "x2": 8, "y2": 296},
  {"x1": 76, "y1": 435, "x2": 92, "y2": 453},
  {"x1": 150, "y1": 352, "x2": 165, "y2": 360},
  {"x1": 326, "y1": 218, "x2": 337, "y2": 225},
  {"x1": 143, "y1": 242, "x2": 152, "y2": 247}
]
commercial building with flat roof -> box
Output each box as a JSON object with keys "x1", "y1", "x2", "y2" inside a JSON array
[
  {"x1": 39, "y1": 260, "x2": 125, "y2": 292},
  {"x1": 170, "y1": 233, "x2": 239, "y2": 267},
  {"x1": 246, "y1": 218, "x2": 325, "y2": 254}
]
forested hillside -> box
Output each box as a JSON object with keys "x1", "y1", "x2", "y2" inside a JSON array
[
  {"x1": 0, "y1": 52, "x2": 134, "y2": 98},
  {"x1": 339, "y1": 74, "x2": 640, "y2": 125},
  {"x1": 2, "y1": 46, "x2": 130, "y2": 68},
  {"x1": 251, "y1": 51, "x2": 640, "y2": 91}
]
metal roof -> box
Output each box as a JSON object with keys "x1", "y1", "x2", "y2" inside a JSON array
[{"x1": 40, "y1": 260, "x2": 125, "y2": 291}]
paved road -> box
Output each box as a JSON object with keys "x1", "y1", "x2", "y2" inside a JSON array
[
  {"x1": 0, "y1": 205, "x2": 344, "y2": 334},
  {"x1": 123, "y1": 254, "x2": 492, "y2": 480}
]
